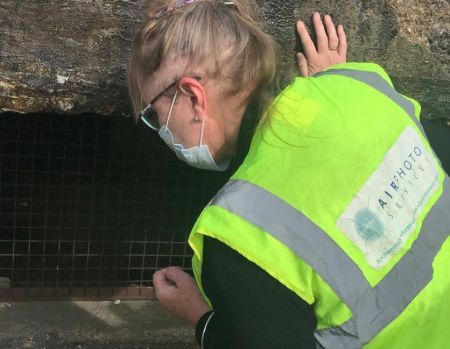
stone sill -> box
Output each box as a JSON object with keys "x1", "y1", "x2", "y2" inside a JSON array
[{"x1": 0, "y1": 301, "x2": 197, "y2": 349}]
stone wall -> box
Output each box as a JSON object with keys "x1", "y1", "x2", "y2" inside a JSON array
[{"x1": 0, "y1": 0, "x2": 448, "y2": 125}]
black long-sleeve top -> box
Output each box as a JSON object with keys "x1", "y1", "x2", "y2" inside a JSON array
[{"x1": 195, "y1": 236, "x2": 317, "y2": 348}]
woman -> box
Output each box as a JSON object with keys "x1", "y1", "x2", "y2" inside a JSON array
[{"x1": 128, "y1": 1, "x2": 450, "y2": 348}]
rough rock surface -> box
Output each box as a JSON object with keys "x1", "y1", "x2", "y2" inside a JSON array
[
  {"x1": 0, "y1": 0, "x2": 140, "y2": 116},
  {"x1": 0, "y1": 0, "x2": 448, "y2": 125},
  {"x1": 388, "y1": 0, "x2": 449, "y2": 67}
]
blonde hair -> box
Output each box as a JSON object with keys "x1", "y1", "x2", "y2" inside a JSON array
[{"x1": 127, "y1": 0, "x2": 278, "y2": 122}]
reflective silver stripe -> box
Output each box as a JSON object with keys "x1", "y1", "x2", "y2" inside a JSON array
[
  {"x1": 313, "y1": 69, "x2": 425, "y2": 133},
  {"x1": 201, "y1": 311, "x2": 215, "y2": 349},
  {"x1": 211, "y1": 180, "x2": 370, "y2": 307},
  {"x1": 210, "y1": 178, "x2": 450, "y2": 349}
]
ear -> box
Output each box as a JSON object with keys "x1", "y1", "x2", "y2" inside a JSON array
[{"x1": 178, "y1": 77, "x2": 207, "y2": 119}]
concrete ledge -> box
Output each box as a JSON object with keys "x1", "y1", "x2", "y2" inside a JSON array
[{"x1": 0, "y1": 301, "x2": 197, "y2": 349}]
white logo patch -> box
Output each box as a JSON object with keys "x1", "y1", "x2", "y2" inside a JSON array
[{"x1": 337, "y1": 126, "x2": 440, "y2": 269}]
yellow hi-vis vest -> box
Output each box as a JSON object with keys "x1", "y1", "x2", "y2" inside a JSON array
[{"x1": 189, "y1": 62, "x2": 450, "y2": 349}]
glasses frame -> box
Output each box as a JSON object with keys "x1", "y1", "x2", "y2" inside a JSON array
[{"x1": 139, "y1": 76, "x2": 202, "y2": 132}]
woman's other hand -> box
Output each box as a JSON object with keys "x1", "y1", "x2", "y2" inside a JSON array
[
  {"x1": 296, "y1": 12, "x2": 347, "y2": 77},
  {"x1": 153, "y1": 266, "x2": 211, "y2": 325}
]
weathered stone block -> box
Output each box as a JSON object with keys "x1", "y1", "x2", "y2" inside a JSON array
[{"x1": 0, "y1": 0, "x2": 448, "y2": 125}]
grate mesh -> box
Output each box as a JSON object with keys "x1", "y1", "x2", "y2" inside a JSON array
[{"x1": 0, "y1": 113, "x2": 229, "y2": 300}]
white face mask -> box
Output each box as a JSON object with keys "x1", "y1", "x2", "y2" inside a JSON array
[{"x1": 158, "y1": 90, "x2": 231, "y2": 171}]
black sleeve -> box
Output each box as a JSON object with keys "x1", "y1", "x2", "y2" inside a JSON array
[{"x1": 195, "y1": 236, "x2": 317, "y2": 349}]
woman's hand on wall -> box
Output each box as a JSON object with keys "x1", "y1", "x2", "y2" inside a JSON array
[
  {"x1": 153, "y1": 266, "x2": 211, "y2": 325},
  {"x1": 296, "y1": 12, "x2": 347, "y2": 77}
]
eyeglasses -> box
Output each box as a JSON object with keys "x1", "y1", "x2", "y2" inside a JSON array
[{"x1": 139, "y1": 76, "x2": 202, "y2": 132}]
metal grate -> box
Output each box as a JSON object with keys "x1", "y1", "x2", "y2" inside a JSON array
[{"x1": 0, "y1": 113, "x2": 229, "y2": 300}]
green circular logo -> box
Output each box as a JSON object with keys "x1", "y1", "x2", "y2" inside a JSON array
[{"x1": 354, "y1": 209, "x2": 384, "y2": 241}]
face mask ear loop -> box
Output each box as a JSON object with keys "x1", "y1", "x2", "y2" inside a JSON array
[
  {"x1": 199, "y1": 115, "x2": 205, "y2": 146},
  {"x1": 165, "y1": 89, "x2": 178, "y2": 128}
]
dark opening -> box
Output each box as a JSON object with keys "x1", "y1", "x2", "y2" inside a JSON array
[{"x1": 0, "y1": 113, "x2": 230, "y2": 300}]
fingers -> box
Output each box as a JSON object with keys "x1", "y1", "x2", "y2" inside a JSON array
[
  {"x1": 164, "y1": 266, "x2": 188, "y2": 283},
  {"x1": 296, "y1": 52, "x2": 309, "y2": 77},
  {"x1": 337, "y1": 24, "x2": 347, "y2": 57},
  {"x1": 297, "y1": 13, "x2": 345, "y2": 55},
  {"x1": 153, "y1": 269, "x2": 174, "y2": 299},
  {"x1": 295, "y1": 13, "x2": 347, "y2": 76},
  {"x1": 153, "y1": 266, "x2": 190, "y2": 295},
  {"x1": 296, "y1": 20, "x2": 317, "y2": 57},
  {"x1": 324, "y1": 15, "x2": 339, "y2": 50},
  {"x1": 312, "y1": 12, "x2": 329, "y2": 52}
]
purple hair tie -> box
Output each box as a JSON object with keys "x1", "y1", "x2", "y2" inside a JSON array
[{"x1": 152, "y1": 0, "x2": 234, "y2": 19}]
